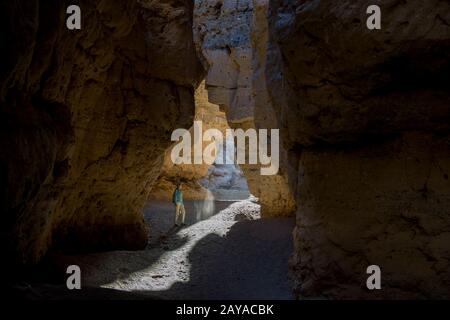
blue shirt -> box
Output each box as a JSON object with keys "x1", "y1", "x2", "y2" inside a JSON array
[{"x1": 173, "y1": 188, "x2": 183, "y2": 204}]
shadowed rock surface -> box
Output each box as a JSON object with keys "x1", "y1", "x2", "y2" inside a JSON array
[
  {"x1": 0, "y1": 0, "x2": 203, "y2": 271},
  {"x1": 257, "y1": 0, "x2": 450, "y2": 298},
  {"x1": 1, "y1": 0, "x2": 450, "y2": 300}
]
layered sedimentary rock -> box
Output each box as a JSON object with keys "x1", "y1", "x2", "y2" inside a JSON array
[
  {"x1": 194, "y1": 0, "x2": 295, "y2": 217},
  {"x1": 150, "y1": 80, "x2": 249, "y2": 200},
  {"x1": 149, "y1": 81, "x2": 228, "y2": 200},
  {"x1": 259, "y1": 0, "x2": 450, "y2": 298},
  {"x1": 200, "y1": 131, "x2": 250, "y2": 201},
  {"x1": 0, "y1": 0, "x2": 203, "y2": 269}
]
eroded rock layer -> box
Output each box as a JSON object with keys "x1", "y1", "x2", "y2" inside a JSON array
[
  {"x1": 261, "y1": 0, "x2": 450, "y2": 298},
  {"x1": 0, "y1": 0, "x2": 203, "y2": 268},
  {"x1": 194, "y1": 0, "x2": 296, "y2": 217},
  {"x1": 149, "y1": 81, "x2": 229, "y2": 200}
]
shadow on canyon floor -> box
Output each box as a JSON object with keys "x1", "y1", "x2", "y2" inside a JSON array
[
  {"x1": 12, "y1": 200, "x2": 295, "y2": 300},
  {"x1": 144, "y1": 200, "x2": 242, "y2": 245},
  {"x1": 149, "y1": 217, "x2": 295, "y2": 300}
]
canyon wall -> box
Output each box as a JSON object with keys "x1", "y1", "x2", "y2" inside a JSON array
[
  {"x1": 194, "y1": 0, "x2": 296, "y2": 217},
  {"x1": 150, "y1": 80, "x2": 249, "y2": 201},
  {"x1": 149, "y1": 81, "x2": 229, "y2": 201},
  {"x1": 0, "y1": 0, "x2": 203, "y2": 269},
  {"x1": 257, "y1": 0, "x2": 450, "y2": 298},
  {"x1": 2, "y1": 0, "x2": 449, "y2": 300}
]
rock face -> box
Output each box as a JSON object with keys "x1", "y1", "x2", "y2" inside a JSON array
[
  {"x1": 3, "y1": 0, "x2": 449, "y2": 301},
  {"x1": 258, "y1": 0, "x2": 450, "y2": 298},
  {"x1": 0, "y1": 0, "x2": 203, "y2": 269},
  {"x1": 200, "y1": 132, "x2": 250, "y2": 201},
  {"x1": 150, "y1": 80, "x2": 249, "y2": 201},
  {"x1": 194, "y1": 0, "x2": 296, "y2": 217},
  {"x1": 149, "y1": 81, "x2": 229, "y2": 200}
]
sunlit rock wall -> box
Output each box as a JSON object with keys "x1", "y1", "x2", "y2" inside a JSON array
[
  {"x1": 149, "y1": 81, "x2": 230, "y2": 200},
  {"x1": 194, "y1": 0, "x2": 296, "y2": 217}
]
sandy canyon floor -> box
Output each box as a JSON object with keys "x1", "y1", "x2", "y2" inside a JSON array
[{"x1": 63, "y1": 198, "x2": 296, "y2": 300}]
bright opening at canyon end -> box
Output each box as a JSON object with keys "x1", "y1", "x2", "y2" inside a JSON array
[{"x1": 171, "y1": 121, "x2": 280, "y2": 175}]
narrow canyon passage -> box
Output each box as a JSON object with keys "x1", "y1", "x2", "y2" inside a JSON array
[
  {"x1": 54, "y1": 198, "x2": 295, "y2": 300},
  {"x1": 41, "y1": 70, "x2": 296, "y2": 299},
  {"x1": 2, "y1": 0, "x2": 450, "y2": 301}
]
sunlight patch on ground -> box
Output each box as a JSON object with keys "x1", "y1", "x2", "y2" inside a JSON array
[{"x1": 99, "y1": 203, "x2": 241, "y2": 292}]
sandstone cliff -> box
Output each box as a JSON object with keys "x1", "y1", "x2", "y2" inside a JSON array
[
  {"x1": 2, "y1": 0, "x2": 449, "y2": 300},
  {"x1": 0, "y1": 0, "x2": 203, "y2": 269},
  {"x1": 149, "y1": 80, "x2": 229, "y2": 200},
  {"x1": 194, "y1": 0, "x2": 296, "y2": 217},
  {"x1": 259, "y1": 0, "x2": 450, "y2": 298}
]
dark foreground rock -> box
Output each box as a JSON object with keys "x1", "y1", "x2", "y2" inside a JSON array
[
  {"x1": 260, "y1": 0, "x2": 450, "y2": 298},
  {"x1": 0, "y1": 0, "x2": 203, "y2": 271}
]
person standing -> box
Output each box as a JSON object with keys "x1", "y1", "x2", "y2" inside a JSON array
[{"x1": 172, "y1": 183, "x2": 186, "y2": 226}]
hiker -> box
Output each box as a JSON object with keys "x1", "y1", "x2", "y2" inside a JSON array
[{"x1": 173, "y1": 183, "x2": 186, "y2": 226}]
